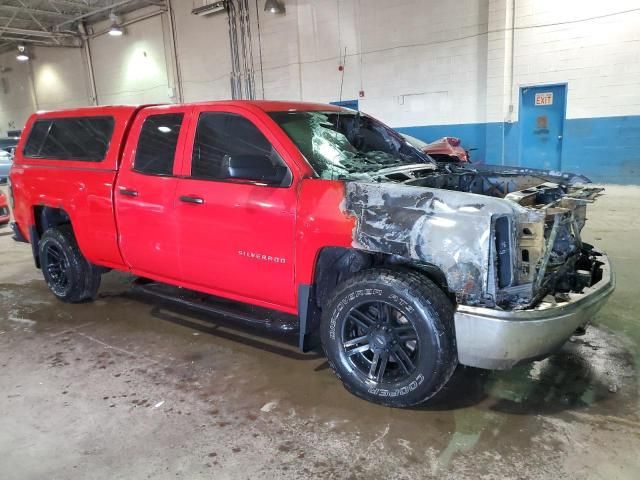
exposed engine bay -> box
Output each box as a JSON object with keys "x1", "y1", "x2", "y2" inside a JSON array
[
  {"x1": 268, "y1": 109, "x2": 605, "y2": 310},
  {"x1": 346, "y1": 162, "x2": 605, "y2": 310}
]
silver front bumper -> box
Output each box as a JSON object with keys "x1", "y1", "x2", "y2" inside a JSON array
[{"x1": 454, "y1": 250, "x2": 615, "y2": 369}]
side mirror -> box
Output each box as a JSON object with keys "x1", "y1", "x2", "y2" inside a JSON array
[{"x1": 224, "y1": 154, "x2": 288, "y2": 185}]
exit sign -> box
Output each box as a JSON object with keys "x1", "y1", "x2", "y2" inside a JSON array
[{"x1": 535, "y1": 92, "x2": 554, "y2": 106}]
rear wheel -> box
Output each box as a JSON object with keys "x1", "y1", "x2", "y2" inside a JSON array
[
  {"x1": 320, "y1": 268, "x2": 457, "y2": 407},
  {"x1": 38, "y1": 225, "x2": 101, "y2": 303}
]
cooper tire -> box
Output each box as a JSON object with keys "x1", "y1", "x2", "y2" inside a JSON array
[
  {"x1": 38, "y1": 225, "x2": 101, "y2": 303},
  {"x1": 320, "y1": 268, "x2": 457, "y2": 407}
]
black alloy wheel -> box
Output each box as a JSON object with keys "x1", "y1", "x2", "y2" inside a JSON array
[
  {"x1": 38, "y1": 225, "x2": 101, "y2": 303},
  {"x1": 320, "y1": 268, "x2": 457, "y2": 407},
  {"x1": 342, "y1": 301, "x2": 420, "y2": 384},
  {"x1": 43, "y1": 243, "x2": 70, "y2": 294}
]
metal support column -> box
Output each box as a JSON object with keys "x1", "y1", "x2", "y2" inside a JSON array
[{"x1": 165, "y1": 0, "x2": 184, "y2": 103}]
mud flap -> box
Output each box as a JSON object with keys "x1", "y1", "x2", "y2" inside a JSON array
[
  {"x1": 29, "y1": 224, "x2": 41, "y2": 268},
  {"x1": 298, "y1": 284, "x2": 321, "y2": 351}
]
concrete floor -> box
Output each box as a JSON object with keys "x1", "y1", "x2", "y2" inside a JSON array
[{"x1": 0, "y1": 185, "x2": 639, "y2": 480}]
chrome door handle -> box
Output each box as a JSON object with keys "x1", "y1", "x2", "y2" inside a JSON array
[
  {"x1": 119, "y1": 188, "x2": 138, "y2": 197},
  {"x1": 179, "y1": 195, "x2": 204, "y2": 205}
]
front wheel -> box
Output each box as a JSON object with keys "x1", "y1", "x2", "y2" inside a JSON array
[
  {"x1": 38, "y1": 225, "x2": 101, "y2": 303},
  {"x1": 320, "y1": 269, "x2": 457, "y2": 407}
]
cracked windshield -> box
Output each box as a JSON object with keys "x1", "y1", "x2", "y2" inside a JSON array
[{"x1": 269, "y1": 110, "x2": 432, "y2": 179}]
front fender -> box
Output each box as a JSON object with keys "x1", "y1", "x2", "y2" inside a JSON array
[{"x1": 343, "y1": 182, "x2": 538, "y2": 305}]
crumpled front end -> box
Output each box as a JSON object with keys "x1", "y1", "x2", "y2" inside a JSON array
[
  {"x1": 455, "y1": 248, "x2": 614, "y2": 369},
  {"x1": 342, "y1": 174, "x2": 613, "y2": 369},
  {"x1": 343, "y1": 181, "x2": 540, "y2": 305},
  {"x1": 343, "y1": 163, "x2": 608, "y2": 309},
  {"x1": 500, "y1": 182, "x2": 605, "y2": 309}
]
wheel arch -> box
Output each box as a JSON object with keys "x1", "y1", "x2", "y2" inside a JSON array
[
  {"x1": 30, "y1": 205, "x2": 73, "y2": 268},
  {"x1": 318, "y1": 267, "x2": 458, "y2": 407},
  {"x1": 297, "y1": 246, "x2": 452, "y2": 351}
]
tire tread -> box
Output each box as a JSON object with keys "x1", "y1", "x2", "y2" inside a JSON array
[
  {"x1": 321, "y1": 267, "x2": 457, "y2": 407},
  {"x1": 39, "y1": 225, "x2": 101, "y2": 303}
]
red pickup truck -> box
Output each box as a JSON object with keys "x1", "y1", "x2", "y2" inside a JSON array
[{"x1": 9, "y1": 101, "x2": 614, "y2": 407}]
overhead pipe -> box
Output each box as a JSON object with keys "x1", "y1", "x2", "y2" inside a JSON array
[
  {"x1": 254, "y1": 0, "x2": 265, "y2": 99},
  {"x1": 48, "y1": 0, "x2": 93, "y2": 11},
  {"x1": 226, "y1": 0, "x2": 256, "y2": 100},
  {"x1": 0, "y1": 4, "x2": 72, "y2": 19},
  {"x1": 508, "y1": 0, "x2": 516, "y2": 118},
  {"x1": 243, "y1": 0, "x2": 256, "y2": 99},
  {"x1": 165, "y1": 0, "x2": 184, "y2": 103},
  {"x1": 0, "y1": 35, "x2": 77, "y2": 46},
  {"x1": 227, "y1": 0, "x2": 243, "y2": 99},
  {"x1": 78, "y1": 22, "x2": 98, "y2": 105},
  {"x1": 26, "y1": 59, "x2": 39, "y2": 112},
  {"x1": 238, "y1": 0, "x2": 255, "y2": 99},
  {"x1": 501, "y1": 0, "x2": 516, "y2": 165},
  {"x1": 238, "y1": 0, "x2": 250, "y2": 98},
  {"x1": 0, "y1": 26, "x2": 74, "y2": 38}
]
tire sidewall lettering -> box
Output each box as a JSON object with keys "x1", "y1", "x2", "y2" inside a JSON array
[
  {"x1": 330, "y1": 285, "x2": 430, "y2": 398},
  {"x1": 329, "y1": 288, "x2": 382, "y2": 340},
  {"x1": 389, "y1": 293, "x2": 414, "y2": 313},
  {"x1": 367, "y1": 373, "x2": 425, "y2": 397}
]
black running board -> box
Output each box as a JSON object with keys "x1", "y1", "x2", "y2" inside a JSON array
[{"x1": 131, "y1": 279, "x2": 299, "y2": 334}]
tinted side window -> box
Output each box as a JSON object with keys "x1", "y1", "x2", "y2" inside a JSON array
[
  {"x1": 134, "y1": 113, "x2": 184, "y2": 176},
  {"x1": 191, "y1": 112, "x2": 286, "y2": 182},
  {"x1": 23, "y1": 122, "x2": 49, "y2": 156},
  {"x1": 24, "y1": 116, "x2": 114, "y2": 161}
]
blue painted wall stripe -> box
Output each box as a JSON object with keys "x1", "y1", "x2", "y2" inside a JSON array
[{"x1": 396, "y1": 114, "x2": 640, "y2": 184}]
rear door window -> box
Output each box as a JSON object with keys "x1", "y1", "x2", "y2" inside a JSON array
[
  {"x1": 23, "y1": 116, "x2": 114, "y2": 161},
  {"x1": 133, "y1": 113, "x2": 184, "y2": 176}
]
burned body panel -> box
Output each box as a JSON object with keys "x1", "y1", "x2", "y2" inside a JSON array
[
  {"x1": 343, "y1": 182, "x2": 542, "y2": 305},
  {"x1": 257, "y1": 106, "x2": 614, "y2": 370},
  {"x1": 342, "y1": 163, "x2": 605, "y2": 310}
]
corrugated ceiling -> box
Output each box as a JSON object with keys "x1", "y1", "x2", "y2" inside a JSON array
[{"x1": 0, "y1": 0, "x2": 164, "y2": 52}]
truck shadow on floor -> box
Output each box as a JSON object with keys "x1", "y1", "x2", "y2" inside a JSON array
[
  {"x1": 124, "y1": 283, "x2": 636, "y2": 416},
  {"x1": 423, "y1": 328, "x2": 637, "y2": 416}
]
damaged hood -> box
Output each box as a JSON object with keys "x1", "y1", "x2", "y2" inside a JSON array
[
  {"x1": 343, "y1": 168, "x2": 602, "y2": 307},
  {"x1": 344, "y1": 182, "x2": 535, "y2": 304},
  {"x1": 266, "y1": 106, "x2": 603, "y2": 309}
]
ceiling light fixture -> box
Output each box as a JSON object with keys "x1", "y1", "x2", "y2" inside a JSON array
[
  {"x1": 16, "y1": 45, "x2": 29, "y2": 62},
  {"x1": 108, "y1": 12, "x2": 124, "y2": 36},
  {"x1": 264, "y1": 0, "x2": 285, "y2": 14}
]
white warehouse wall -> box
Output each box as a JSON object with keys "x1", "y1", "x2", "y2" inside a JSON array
[
  {"x1": 487, "y1": 0, "x2": 640, "y2": 179},
  {"x1": 252, "y1": 0, "x2": 490, "y2": 127},
  {"x1": 172, "y1": 3, "x2": 232, "y2": 102},
  {"x1": 0, "y1": 0, "x2": 639, "y2": 181},
  {"x1": 0, "y1": 50, "x2": 37, "y2": 134},
  {"x1": 31, "y1": 46, "x2": 90, "y2": 111},
  {"x1": 355, "y1": 0, "x2": 489, "y2": 127},
  {"x1": 512, "y1": 0, "x2": 640, "y2": 120},
  {"x1": 90, "y1": 13, "x2": 172, "y2": 105},
  {"x1": 0, "y1": 45, "x2": 89, "y2": 131}
]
